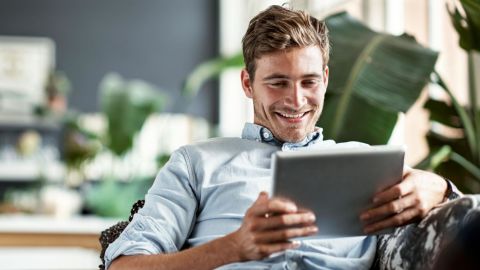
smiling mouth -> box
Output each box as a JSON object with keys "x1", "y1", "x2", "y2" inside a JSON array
[{"x1": 275, "y1": 111, "x2": 310, "y2": 121}]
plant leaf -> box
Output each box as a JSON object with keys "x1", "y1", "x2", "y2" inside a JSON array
[
  {"x1": 100, "y1": 73, "x2": 165, "y2": 156},
  {"x1": 448, "y1": 3, "x2": 474, "y2": 51},
  {"x1": 415, "y1": 145, "x2": 452, "y2": 170},
  {"x1": 424, "y1": 98, "x2": 462, "y2": 128},
  {"x1": 426, "y1": 130, "x2": 472, "y2": 160},
  {"x1": 448, "y1": 0, "x2": 480, "y2": 52},
  {"x1": 85, "y1": 177, "x2": 154, "y2": 218},
  {"x1": 450, "y1": 150, "x2": 480, "y2": 179},
  {"x1": 183, "y1": 53, "x2": 244, "y2": 96},
  {"x1": 320, "y1": 94, "x2": 398, "y2": 144},
  {"x1": 322, "y1": 12, "x2": 438, "y2": 143},
  {"x1": 431, "y1": 72, "x2": 477, "y2": 159},
  {"x1": 461, "y1": 0, "x2": 480, "y2": 51}
]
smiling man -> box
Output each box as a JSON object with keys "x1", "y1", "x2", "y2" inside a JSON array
[
  {"x1": 105, "y1": 5, "x2": 459, "y2": 270},
  {"x1": 242, "y1": 45, "x2": 327, "y2": 143}
]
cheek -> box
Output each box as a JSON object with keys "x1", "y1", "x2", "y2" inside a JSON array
[
  {"x1": 318, "y1": 93, "x2": 326, "y2": 105},
  {"x1": 305, "y1": 91, "x2": 324, "y2": 106},
  {"x1": 256, "y1": 90, "x2": 282, "y2": 107},
  {"x1": 313, "y1": 88, "x2": 326, "y2": 104}
]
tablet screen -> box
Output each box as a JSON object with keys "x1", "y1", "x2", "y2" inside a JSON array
[{"x1": 272, "y1": 145, "x2": 404, "y2": 238}]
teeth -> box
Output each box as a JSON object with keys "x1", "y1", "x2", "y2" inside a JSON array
[{"x1": 279, "y1": 112, "x2": 305, "y2": 118}]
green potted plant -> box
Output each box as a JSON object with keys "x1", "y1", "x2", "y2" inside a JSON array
[
  {"x1": 80, "y1": 73, "x2": 167, "y2": 218},
  {"x1": 417, "y1": 0, "x2": 480, "y2": 192}
]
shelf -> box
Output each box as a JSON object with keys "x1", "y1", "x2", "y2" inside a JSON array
[
  {"x1": 0, "y1": 161, "x2": 65, "y2": 182},
  {"x1": 0, "y1": 214, "x2": 120, "y2": 234},
  {"x1": 0, "y1": 114, "x2": 60, "y2": 131}
]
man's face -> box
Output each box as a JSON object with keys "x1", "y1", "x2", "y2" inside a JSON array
[{"x1": 241, "y1": 46, "x2": 329, "y2": 143}]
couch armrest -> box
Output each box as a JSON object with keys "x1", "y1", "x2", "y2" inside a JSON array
[{"x1": 372, "y1": 195, "x2": 479, "y2": 270}]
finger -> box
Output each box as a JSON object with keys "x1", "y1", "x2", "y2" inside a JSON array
[
  {"x1": 363, "y1": 207, "x2": 418, "y2": 234},
  {"x1": 372, "y1": 177, "x2": 415, "y2": 205},
  {"x1": 253, "y1": 212, "x2": 316, "y2": 231},
  {"x1": 403, "y1": 165, "x2": 413, "y2": 177},
  {"x1": 360, "y1": 193, "x2": 417, "y2": 222},
  {"x1": 253, "y1": 226, "x2": 318, "y2": 243},
  {"x1": 267, "y1": 198, "x2": 298, "y2": 214},
  {"x1": 296, "y1": 207, "x2": 313, "y2": 213},
  {"x1": 254, "y1": 191, "x2": 269, "y2": 205},
  {"x1": 247, "y1": 192, "x2": 270, "y2": 216},
  {"x1": 249, "y1": 197, "x2": 298, "y2": 217}
]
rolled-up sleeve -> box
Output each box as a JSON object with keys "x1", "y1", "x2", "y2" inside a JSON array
[{"x1": 104, "y1": 147, "x2": 198, "y2": 269}]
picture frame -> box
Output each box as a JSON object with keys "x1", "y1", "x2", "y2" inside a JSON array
[{"x1": 0, "y1": 36, "x2": 55, "y2": 115}]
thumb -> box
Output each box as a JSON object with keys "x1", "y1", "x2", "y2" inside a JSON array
[
  {"x1": 249, "y1": 191, "x2": 269, "y2": 215},
  {"x1": 257, "y1": 191, "x2": 269, "y2": 201}
]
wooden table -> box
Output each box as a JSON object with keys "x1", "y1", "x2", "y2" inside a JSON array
[{"x1": 0, "y1": 214, "x2": 119, "y2": 251}]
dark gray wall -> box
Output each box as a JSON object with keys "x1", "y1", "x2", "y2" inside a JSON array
[{"x1": 0, "y1": 0, "x2": 219, "y2": 122}]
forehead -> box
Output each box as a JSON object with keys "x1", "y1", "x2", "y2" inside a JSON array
[{"x1": 255, "y1": 46, "x2": 324, "y2": 77}]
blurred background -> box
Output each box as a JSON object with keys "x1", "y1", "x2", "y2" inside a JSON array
[{"x1": 0, "y1": 0, "x2": 478, "y2": 269}]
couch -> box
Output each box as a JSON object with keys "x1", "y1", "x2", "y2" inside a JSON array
[{"x1": 99, "y1": 195, "x2": 480, "y2": 270}]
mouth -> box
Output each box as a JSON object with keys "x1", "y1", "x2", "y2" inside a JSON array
[{"x1": 275, "y1": 111, "x2": 310, "y2": 123}]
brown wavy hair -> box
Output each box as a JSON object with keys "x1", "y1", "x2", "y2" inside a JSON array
[{"x1": 242, "y1": 5, "x2": 330, "y2": 80}]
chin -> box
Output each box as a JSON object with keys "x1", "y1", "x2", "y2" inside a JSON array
[{"x1": 278, "y1": 132, "x2": 307, "y2": 143}]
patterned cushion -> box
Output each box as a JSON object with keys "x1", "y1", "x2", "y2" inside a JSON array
[
  {"x1": 99, "y1": 200, "x2": 145, "y2": 270},
  {"x1": 372, "y1": 196, "x2": 479, "y2": 270}
]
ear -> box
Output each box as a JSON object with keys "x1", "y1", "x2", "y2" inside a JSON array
[
  {"x1": 241, "y1": 69, "x2": 253, "y2": 99},
  {"x1": 323, "y1": 66, "x2": 329, "y2": 87}
]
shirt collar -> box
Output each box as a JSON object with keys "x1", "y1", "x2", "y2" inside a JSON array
[{"x1": 241, "y1": 122, "x2": 324, "y2": 149}]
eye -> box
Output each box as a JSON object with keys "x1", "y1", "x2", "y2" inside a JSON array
[
  {"x1": 301, "y1": 79, "x2": 319, "y2": 88},
  {"x1": 268, "y1": 81, "x2": 289, "y2": 88}
]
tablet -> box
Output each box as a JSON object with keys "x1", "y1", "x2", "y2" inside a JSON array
[{"x1": 272, "y1": 145, "x2": 405, "y2": 238}]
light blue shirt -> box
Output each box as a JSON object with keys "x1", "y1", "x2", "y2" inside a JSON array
[{"x1": 104, "y1": 123, "x2": 376, "y2": 269}]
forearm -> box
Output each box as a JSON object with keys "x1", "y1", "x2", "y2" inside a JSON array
[
  {"x1": 109, "y1": 233, "x2": 240, "y2": 270},
  {"x1": 109, "y1": 193, "x2": 316, "y2": 269}
]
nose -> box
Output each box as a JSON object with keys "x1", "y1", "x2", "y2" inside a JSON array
[{"x1": 284, "y1": 83, "x2": 307, "y2": 109}]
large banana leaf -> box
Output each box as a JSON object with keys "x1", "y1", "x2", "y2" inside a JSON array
[{"x1": 319, "y1": 12, "x2": 438, "y2": 144}]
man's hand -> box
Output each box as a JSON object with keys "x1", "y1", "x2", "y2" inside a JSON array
[
  {"x1": 228, "y1": 192, "x2": 317, "y2": 261},
  {"x1": 360, "y1": 167, "x2": 448, "y2": 234}
]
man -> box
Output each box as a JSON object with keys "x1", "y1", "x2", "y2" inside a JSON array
[{"x1": 106, "y1": 5, "x2": 458, "y2": 270}]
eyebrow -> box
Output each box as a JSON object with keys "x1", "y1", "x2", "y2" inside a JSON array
[{"x1": 262, "y1": 73, "x2": 322, "y2": 81}]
